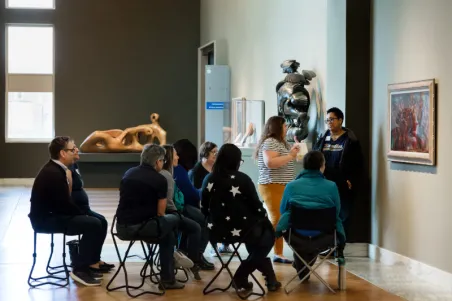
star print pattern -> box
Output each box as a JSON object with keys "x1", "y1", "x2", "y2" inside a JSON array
[
  {"x1": 201, "y1": 171, "x2": 270, "y2": 242},
  {"x1": 231, "y1": 228, "x2": 241, "y2": 236},
  {"x1": 230, "y1": 186, "x2": 241, "y2": 197}
]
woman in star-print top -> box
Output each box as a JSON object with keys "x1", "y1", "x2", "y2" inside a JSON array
[{"x1": 201, "y1": 144, "x2": 281, "y2": 292}]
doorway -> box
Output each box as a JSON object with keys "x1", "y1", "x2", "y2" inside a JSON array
[{"x1": 197, "y1": 40, "x2": 216, "y2": 147}]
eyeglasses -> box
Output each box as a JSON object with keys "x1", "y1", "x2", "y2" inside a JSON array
[
  {"x1": 64, "y1": 147, "x2": 78, "y2": 153},
  {"x1": 325, "y1": 118, "x2": 339, "y2": 124}
]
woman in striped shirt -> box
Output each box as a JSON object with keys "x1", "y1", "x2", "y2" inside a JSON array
[{"x1": 254, "y1": 116, "x2": 299, "y2": 263}]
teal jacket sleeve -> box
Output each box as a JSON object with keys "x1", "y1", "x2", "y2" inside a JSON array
[
  {"x1": 331, "y1": 184, "x2": 346, "y2": 244},
  {"x1": 275, "y1": 185, "x2": 291, "y2": 237}
]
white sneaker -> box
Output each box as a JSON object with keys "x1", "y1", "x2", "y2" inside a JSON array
[{"x1": 173, "y1": 250, "x2": 194, "y2": 268}]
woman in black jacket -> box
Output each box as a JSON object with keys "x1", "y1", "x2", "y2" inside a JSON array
[{"x1": 201, "y1": 144, "x2": 281, "y2": 291}]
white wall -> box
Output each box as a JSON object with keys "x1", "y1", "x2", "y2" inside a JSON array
[
  {"x1": 201, "y1": 0, "x2": 329, "y2": 121},
  {"x1": 372, "y1": 0, "x2": 452, "y2": 273}
]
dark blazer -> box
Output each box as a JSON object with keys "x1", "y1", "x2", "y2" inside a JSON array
[{"x1": 29, "y1": 160, "x2": 82, "y2": 224}]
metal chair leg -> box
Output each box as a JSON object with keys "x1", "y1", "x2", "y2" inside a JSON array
[
  {"x1": 203, "y1": 242, "x2": 265, "y2": 300},
  {"x1": 106, "y1": 237, "x2": 165, "y2": 297},
  {"x1": 28, "y1": 232, "x2": 69, "y2": 288},
  {"x1": 284, "y1": 244, "x2": 337, "y2": 294}
]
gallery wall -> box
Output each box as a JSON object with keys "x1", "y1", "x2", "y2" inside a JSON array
[
  {"x1": 200, "y1": 0, "x2": 329, "y2": 121},
  {"x1": 372, "y1": 0, "x2": 452, "y2": 272},
  {"x1": 0, "y1": 0, "x2": 200, "y2": 178},
  {"x1": 201, "y1": 0, "x2": 371, "y2": 244}
]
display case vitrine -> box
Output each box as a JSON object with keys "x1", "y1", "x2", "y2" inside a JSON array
[{"x1": 229, "y1": 98, "x2": 265, "y2": 148}]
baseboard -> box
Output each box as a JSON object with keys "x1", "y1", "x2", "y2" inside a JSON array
[
  {"x1": 344, "y1": 242, "x2": 368, "y2": 257},
  {"x1": 369, "y1": 244, "x2": 452, "y2": 293},
  {"x1": 0, "y1": 178, "x2": 34, "y2": 186}
]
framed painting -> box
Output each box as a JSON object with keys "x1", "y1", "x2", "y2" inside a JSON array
[{"x1": 387, "y1": 79, "x2": 436, "y2": 165}]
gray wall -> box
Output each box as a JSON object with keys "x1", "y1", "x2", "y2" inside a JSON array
[
  {"x1": 0, "y1": 0, "x2": 200, "y2": 178},
  {"x1": 372, "y1": 0, "x2": 452, "y2": 272}
]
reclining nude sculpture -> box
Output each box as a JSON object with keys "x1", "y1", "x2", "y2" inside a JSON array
[{"x1": 79, "y1": 113, "x2": 167, "y2": 153}]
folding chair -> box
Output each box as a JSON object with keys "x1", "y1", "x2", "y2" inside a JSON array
[
  {"x1": 106, "y1": 215, "x2": 165, "y2": 298},
  {"x1": 283, "y1": 205, "x2": 339, "y2": 294},
  {"x1": 203, "y1": 222, "x2": 266, "y2": 300},
  {"x1": 28, "y1": 231, "x2": 70, "y2": 288}
]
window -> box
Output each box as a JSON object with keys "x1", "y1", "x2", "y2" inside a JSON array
[
  {"x1": 6, "y1": 0, "x2": 54, "y2": 9},
  {"x1": 5, "y1": 25, "x2": 54, "y2": 142}
]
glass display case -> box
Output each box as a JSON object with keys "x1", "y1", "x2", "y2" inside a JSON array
[{"x1": 228, "y1": 97, "x2": 265, "y2": 148}]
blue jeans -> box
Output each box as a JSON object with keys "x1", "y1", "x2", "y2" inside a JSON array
[
  {"x1": 171, "y1": 213, "x2": 201, "y2": 263},
  {"x1": 116, "y1": 214, "x2": 180, "y2": 283}
]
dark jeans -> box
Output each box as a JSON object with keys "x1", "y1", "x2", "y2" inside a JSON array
[
  {"x1": 340, "y1": 199, "x2": 353, "y2": 239},
  {"x1": 30, "y1": 215, "x2": 104, "y2": 271},
  {"x1": 72, "y1": 189, "x2": 108, "y2": 262},
  {"x1": 170, "y1": 212, "x2": 201, "y2": 263},
  {"x1": 116, "y1": 214, "x2": 180, "y2": 283},
  {"x1": 234, "y1": 224, "x2": 275, "y2": 282},
  {"x1": 182, "y1": 205, "x2": 209, "y2": 253},
  {"x1": 86, "y1": 210, "x2": 108, "y2": 262}
]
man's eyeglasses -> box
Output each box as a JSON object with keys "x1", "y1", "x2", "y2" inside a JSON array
[
  {"x1": 64, "y1": 147, "x2": 78, "y2": 153},
  {"x1": 325, "y1": 118, "x2": 339, "y2": 124}
]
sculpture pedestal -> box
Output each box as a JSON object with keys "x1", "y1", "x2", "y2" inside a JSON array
[{"x1": 77, "y1": 152, "x2": 141, "y2": 188}]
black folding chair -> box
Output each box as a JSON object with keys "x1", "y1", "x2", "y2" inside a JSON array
[
  {"x1": 203, "y1": 221, "x2": 266, "y2": 300},
  {"x1": 28, "y1": 231, "x2": 70, "y2": 288},
  {"x1": 283, "y1": 205, "x2": 338, "y2": 294},
  {"x1": 106, "y1": 215, "x2": 164, "y2": 298}
]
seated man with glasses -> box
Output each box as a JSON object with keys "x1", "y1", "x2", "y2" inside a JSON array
[
  {"x1": 115, "y1": 144, "x2": 192, "y2": 289},
  {"x1": 29, "y1": 136, "x2": 106, "y2": 287}
]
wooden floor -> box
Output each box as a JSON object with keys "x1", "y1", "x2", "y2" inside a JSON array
[{"x1": 0, "y1": 187, "x2": 404, "y2": 301}]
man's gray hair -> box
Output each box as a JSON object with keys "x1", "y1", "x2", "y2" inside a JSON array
[{"x1": 141, "y1": 144, "x2": 166, "y2": 166}]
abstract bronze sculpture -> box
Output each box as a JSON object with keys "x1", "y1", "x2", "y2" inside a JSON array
[
  {"x1": 276, "y1": 60, "x2": 316, "y2": 142},
  {"x1": 79, "y1": 113, "x2": 167, "y2": 153}
]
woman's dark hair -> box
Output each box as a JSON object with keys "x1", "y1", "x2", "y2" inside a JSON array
[
  {"x1": 162, "y1": 144, "x2": 175, "y2": 174},
  {"x1": 303, "y1": 150, "x2": 325, "y2": 170},
  {"x1": 254, "y1": 116, "x2": 288, "y2": 159},
  {"x1": 212, "y1": 144, "x2": 242, "y2": 175},
  {"x1": 199, "y1": 141, "x2": 217, "y2": 160},
  {"x1": 173, "y1": 139, "x2": 198, "y2": 171}
]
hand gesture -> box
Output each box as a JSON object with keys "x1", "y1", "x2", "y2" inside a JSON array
[{"x1": 289, "y1": 144, "x2": 300, "y2": 158}]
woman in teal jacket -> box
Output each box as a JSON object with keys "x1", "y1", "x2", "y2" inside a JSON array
[{"x1": 276, "y1": 151, "x2": 345, "y2": 279}]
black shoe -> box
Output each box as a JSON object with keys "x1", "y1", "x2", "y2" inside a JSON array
[
  {"x1": 232, "y1": 279, "x2": 253, "y2": 290},
  {"x1": 70, "y1": 270, "x2": 101, "y2": 286},
  {"x1": 89, "y1": 270, "x2": 103, "y2": 280},
  {"x1": 90, "y1": 266, "x2": 111, "y2": 274},
  {"x1": 199, "y1": 254, "x2": 215, "y2": 270},
  {"x1": 190, "y1": 265, "x2": 202, "y2": 280},
  {"x1": 159, "y1": 281, "x2": 185, "y2": 290},
  {"x1": 318, "y1": 249, "x2": 331, "y2": 258},
  {"x1": 100, "y1": 262, "x2": 115, "y2": 269}
]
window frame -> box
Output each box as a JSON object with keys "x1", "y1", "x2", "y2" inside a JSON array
[
  {"x1": 5, "y1": 0, "x2": 55, "y2": 10},
  {"x1": 5, "y1": 23, "x2": 55, "y2": 143}
]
